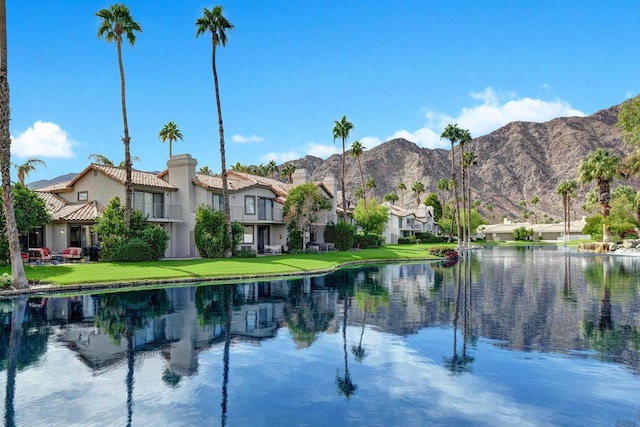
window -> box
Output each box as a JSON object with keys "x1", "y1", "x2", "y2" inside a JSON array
[
  {"x1": 243, "y1": 225, "x2": 254, "y2": 243},
  {"x1": 245, "y1": 196, "x2": 256, "y2": 215},
  {"x1": 134, "y1": 191, "x2": 164, "y2": 218},
  {"x1": 213, "y1": 194, "x2": 224, "y2": 211},
  {"x1": 258, "y1": 197, "x2": 273, "y2": 220},
  {"x1": 398, "y1": 218, "x2": 402, "y2": 229},
  {"x1": 77, "y1": 191, "x2": 88, "y2": 202}
]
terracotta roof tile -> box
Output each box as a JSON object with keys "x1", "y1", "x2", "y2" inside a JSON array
[{"x1": 53, "y1": 201, "x2": 104, "y2": 222}]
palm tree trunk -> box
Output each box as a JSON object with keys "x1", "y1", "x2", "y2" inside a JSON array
[
  {"x1": 0, "y1": 2, "x2": 27, "y2": 288},
  {"x1": 341, "y1": 138, "x2": 347, "y2": 223},
  {"x1": 450, "y1": 144, "x2": 461, "y2": 247},
  {"x1": 466, "y1": 164, "x2": 472, "y2": 246},
  {"x1": 117, "y1": 40, "x2": 133, "y2": 230},
  {"x1": 5, "y1": 297, "x2": 27, "y2": 426},
  {"x1": 358, "y1": 157, "x2": 366, "y2": 205},
  {"x1": 460, "y1": 144, "x2": 467, "y2": 248},
  {"x1": 212, "y1": 38, "x2": 233, "y2": 257}
]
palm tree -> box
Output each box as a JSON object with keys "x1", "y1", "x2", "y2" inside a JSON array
[
  {"x1": 366, "y1": 177, "x2": 376, "y2": 200},
  {"x1": 282, "y1": 163, "x2": 296, "y2": 184},
  {"x1": 266, "y1": 159, "x2": 277, "y2": 178},
  {"x1": 530, "y1": 195, "x2": 539, "y2": 224},
  {"x1": 383, "y1": 192, "x2": 398, "y2": 204},
  {"x1": 0, "y1": 0, "x2": 27, "y2": 288},
  {"x1": 159, "y1": 121, "x2": 183, "y2": 158},
  {"x1": 519, "y1": 199, "x2": 528, "y2": 221},
  {"x1": 578, "y1": 148, "x2": 621, "y2": 242},
  {"x1": 198, "y1": 165, "x2": 214, "y2": 175},
  {"x1": 354, "y1": 186, "x2": 364, "y2": 200},
  {"x1": 88, "y1": 153, "x2": 140, "y2": 168},
  {"x1": 196, "y1": 6, "x2": 234, "y2": 257},
  {"x1": 458, "y1": 129, "x2": 471, "y2": 247},
  {"x1": 14, "y1": 158, "x2": 46, "y2": 186},
  {"x1": 412, "y1": 181, "x2": 425, "y2": 207},
  {"x1": 441, "y1": 124, "x2": 463, "y2": 247},
  {"x1": 556, "y1": 180, "x2": 578, "y2": 239},
  {"x1": 349, "y1": 140, "x2": 366, "y2": 203},
  {"x1": 436, "y1": 178, "x2": 451, "y2": 219},
  {"x1": 462, "y1": 151, "x2": 476, "y2": 246},
  {"x1": 395, "y1": 183, "x2": 406, "y2": 208},
  {"x1": 333, "y1": 116, "x2": 354, "y2": 222},
  {"x1": 97, "y1": 3, "x2": 141, "y2": 230}
]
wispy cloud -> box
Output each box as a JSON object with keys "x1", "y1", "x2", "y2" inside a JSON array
[
  {"x1": 232, "y1": 134, "x2": 264, "y2": 143},
  {"x1": 259, "y1": 151, "x2": 300, "y2": 163},
  {"x1": 11, "y1": 121, "x2": 76, "y2": 158}
]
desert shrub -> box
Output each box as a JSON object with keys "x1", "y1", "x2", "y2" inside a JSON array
[
  {"x1": 397, "y1": 235, "x2": 417, "y2": 244},
  {"x1": 334, "y1": 222, "x2": 356, "y2": 251},
  {"x1": 113, "y1": 238, "x2": 155, "y2": 262},
  {"x1": 354, "y1": 233, "x2": 385, "y2": 249}
]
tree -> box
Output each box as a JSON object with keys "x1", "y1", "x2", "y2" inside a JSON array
[
  {"x1": 462, "y1": 149, "x2": 476, "y2": 246},
  {"x1": 158, "y1": 121, "x2": 183, "y2": 158},
  {"x1": 354, "y1": 186, "x2": 364, "y2": 200},
  {"x1": 196, "y1": 5, "x2": 234, "y2": 257},
  {"x1": 88, "y1": 153, "x2": 140, "y2": 168},
  {"x1": 519, "y1": 199, "x2": 528, "y2": 221},
  {"x1": 436, "y1": 178, "x2": 451, "y2": 220},
  {"x1": 349, "y1": 140, "x2": 366, "y2": 203},
  {"x1": 383, "y1": 192, "x2": 398, "y2": 204},
  {"x1": 332, "y1": 116, "x2": 354, "y2": 222},
  {"x1": 556, "y1": 180, "x2": 578, "y2": 239},
  {"x1": 441, "y1": 124, "x2": 463, "y2": 247},
  {"x1": 366, "y1": 177, "x2": 376, "y2": 199},
  {"x1": 618, "y1": 96, "x2": 640, "y2": 148},
  {"x1": 194, "y1": 205, "x2": 242, "y2": 258},
  {"x1": 397, "y1": 182, "x2": 407, "y2": 208},
  {"x1": 282, "y1": 162, "x2": 296, "y2": 184},
  {"x1": 266, "y1": 160, "x2": 277, "y2": 178},
  {"x1": 198, "y1": 165, "x2": 214, "y2": 175},
  {"x1": 97, "y1": 3, "x2": 142, "y2": 231},
  {"x1": 458, "y1": 129, "x2": 472, "y2": 247},
  {"x1": 530, "y1": 195, "x2": 539, "y2": 224},
  {"x1": 423, "y1": 192, "x2": 443, "y2": 222},
  {"x1": 411, "y1": 181, "x2": 425, "y2": 207},
  {"x1": 578, "y1": 148, "x2": 621, "y2": 242},
  {"x1": 14, "y1": 158, "x2": 46, "y2": 186},
  {"x1": 0, "y1": 0, "x2": 27, "y2": 287},
  {"x1": 283, "y1": 183, "x2": 331, "y2": 251},
  {"x1": 353, "y1": 198, "x2": 388, "y2": 235}
]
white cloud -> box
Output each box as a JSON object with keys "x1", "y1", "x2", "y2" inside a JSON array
[
  {"x1": 358, "y1": 136, "x2": 384, "y2": 150},
  {"x1": 259, "y1": 151, "x2": 300, "y2": 163},
  {"x1": 625, "y1": 90, "x2": 636, "y2": 99},
  {"x1": 232, "y1": 134, "x2": 264, "y2": 143},
  {"x1": 11, "y1": 121, "x2": 75, "y2": 158},
  {"x1": 389, "y1": 87, "x2": 585, "y2": 149},
  {"x1": 305, "y1": 142, "x2": 340, "y2": 158}
]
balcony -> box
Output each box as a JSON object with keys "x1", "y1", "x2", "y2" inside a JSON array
[
  {"x1": 229, "y1": 205, "x2": 284, "y2": 223},
  {"x1": 134, "y1": 202, "x2": 182, "y2": 221}
]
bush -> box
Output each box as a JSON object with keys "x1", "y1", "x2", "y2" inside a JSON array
[
  {"x1": 354, "y1": 233, "x2": 385, "y2": 249},
  {"x1": 513, "y1": 226, "x2": 533, "y2": 241},
  {"x1": 287, "y1": 223, "x2": 303, "y2": 252},
  {"x1": 397, "y1": 235, "x2": 417, "y2": 244},
  {"x1": 143, "y1": 225, "x2": 170, "y2": 259},
  {"x1": 113, "y1": 238, "x2": 155, "y2": 262},
  {"x1": 414, "y1": 232, "x2": 445, "y2": 243},
  {"x1": 333, "y1": 222, "x2": 356, "y2": 251},
  {"x1": 234, "y1": 249, "x2": 257, "y2": 258},
  {"x1": 195, "y1": 206, "x2": 243, "y2": 258},
  {"x1": 324, "y1": 223, "x2": 337, "y2": 244}
]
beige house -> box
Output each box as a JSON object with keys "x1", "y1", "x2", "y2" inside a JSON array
[
  {"x1": 32, "y1": 154, "x2": 337, "y2": 258},
  {"x1": 383, "y1": 203, "x2": 437, "y2": 244},
  {"x1": 478, "y1": 218, "x2": 589, "y2": 242}
]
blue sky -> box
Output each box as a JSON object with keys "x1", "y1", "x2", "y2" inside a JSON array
[{"x1": 7, "y1": 1, "x2": 640, "y2": 184}]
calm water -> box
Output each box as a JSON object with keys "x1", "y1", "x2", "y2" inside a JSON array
[{"x1": 1, "y1": 246, "x2": 640, "y2": 427}]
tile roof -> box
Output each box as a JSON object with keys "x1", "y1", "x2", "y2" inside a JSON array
[
  {"x1": 66, "y1": 164, "x2": 178, "y2": 190},
  {"x1": 35, "y1": 191, "x2": 68, "y2": 213}
]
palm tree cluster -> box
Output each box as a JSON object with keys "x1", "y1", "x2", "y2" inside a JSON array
[{"x1": 229, "y1": 160, "x2": 278, "y2": 178}]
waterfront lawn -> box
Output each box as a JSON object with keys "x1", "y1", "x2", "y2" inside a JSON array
[{"x1": 3, "y1": 244, "x2": 446, "y2": 287}]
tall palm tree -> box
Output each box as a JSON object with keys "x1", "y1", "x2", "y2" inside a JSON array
[
  {"x1": 530, "y1": 195, "x2": 539, "y2": 224},
  {"x1": 333, "y1": 116, "x2": 354, "y2": 222},
  {"x1": 556, "y1": 180, "x2": 578, "y2": 239},
  {"x1": 462, "y1": 151, "x2": 476, "y2": 246},
  {"x1": 458, "y1": 129, "x2": 471, "y2": 247},
  {"x1": 397, "y1": 182, "x2": 407, "y2": 208},
  {"x1": 14, "y1": 158, "x2": 46, "y2": 186},
  {"x1": 578, "y1": 148, "x2": 621, "y2": 242},
  {"x1": 412, "y1": 181, "x2": 425, "y2": 207},
  {"x1": 383, "y1": 191, "x2": 398, "y2": 204},
  {"x1": 436, "y1": 177, "x2": 451, "y2": 220},
  {"x1": 366, "y1": 177, "x2": 376, "y2": 200},
  {"x1": 88, "y1": 153, "x2": 116, "y2": 166},
  {"x1": 97, "y1": 3, "x2": 142, "y2": 230},
  {"x1": 441, "y1": 124, "x2": 463, "y2": 247},
  {"x1": 349, "y1": 140, "x2": 366, "y2": 203},
  {"x1": 0, "y1": 0, "x2": 27, "y2": 288},
  {"x1": 158, "y1": 121, "x2": 183, "y2": 158},
  {"x1": 354, "y1": 186, "x2": 364, "y2": 200},
  {"x1": 266, "y1": 159, "x2": 277, "y2": 179},
  {"x1": 196, "y1": 6, "x2": 234, "y2": 257},
  {"x1": 282, "y1": 162, "x2": 296, "y2": 184}
]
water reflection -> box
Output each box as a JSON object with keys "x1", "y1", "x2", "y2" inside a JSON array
[{"x1": 1, "y1": 246, "x2": 640, "y2": 425}]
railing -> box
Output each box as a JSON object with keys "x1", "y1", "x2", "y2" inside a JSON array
[
  {"x1": 134, "y1": 202, "x2": 182, "y2": 221},
  {"x1": 230, "y1": 206, "x2": 284, "y2": 222}
]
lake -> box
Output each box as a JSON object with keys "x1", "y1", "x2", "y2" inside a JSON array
[{"x1": 1, "y1": 245, "x2": 640, "y2": 426}]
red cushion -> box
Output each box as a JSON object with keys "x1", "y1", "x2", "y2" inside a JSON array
[
  {"x1": 42, "y1": 248, "x2": 49, "y2": 256},
  {"x1": 62, "y1": 249, "x2": 71, "y2": 255}
]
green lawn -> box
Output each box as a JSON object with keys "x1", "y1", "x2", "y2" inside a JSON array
[{"x1": 3, "y1": 244, "x2": 447, "y2": 288}]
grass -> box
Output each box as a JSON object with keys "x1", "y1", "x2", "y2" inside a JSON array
[{"x1": 1, "y1": 244, "x2": 448, "y2": 288}]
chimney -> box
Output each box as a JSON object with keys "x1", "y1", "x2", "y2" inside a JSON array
[{"x1": 292, "y1": 168, "x2": 309, "y2": 186}]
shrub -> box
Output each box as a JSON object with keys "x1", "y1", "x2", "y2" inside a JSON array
[
  {"x1": 287, "y1": 223, "x2": 304, "y2": 252},
  {"x1": 414, "y1": 232, "x2": 445, "y2": 243},
  {"x1": 194, "y1": 205, "x2": 243, "y2": 258},
  {"x1": 234, "y1": 248, "x2": 257, "y2": 258},
  {"x1": 513, "y1": 226, "x2": 533, "y2": 241},
  {"x1": 354, "y1": 233, "x2": 385, "y2": 249},
  {"x1": 324, "y1": 223, "x2": 337, "y2": 244},
  {"x1": 113, "y1": 238, "x2": 155, "y2": 262},
  {"x1": 397, "y1": 235, "x2": 417, "y2": 244},
  {"x1": 143, "y1": 225, "x2": 170, "y2": 259},
  {"x1": 334, "y1": 222, "x2": 356, "y2": 251}
]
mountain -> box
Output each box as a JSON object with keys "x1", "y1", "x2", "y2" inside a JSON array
[
  {"x1": 304, "y1": 103, "x2": 634, "y2": 221},
  {"x1": 28, "y1": 173, "x2": 78, "y2": 190},
  {"x1": 30, "y1": 101, "x2": 634, "y2": 222}
]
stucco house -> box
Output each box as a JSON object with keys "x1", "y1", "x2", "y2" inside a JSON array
[
  {"x1": 30, "y1": 154, "x2": 338, "y2": 258},
  {"x1": 383, "y1": 203, "x2": 438, "y2": 244},
  {"x1": 478, "y1": 218, "x2": 589, "y2": 241}
]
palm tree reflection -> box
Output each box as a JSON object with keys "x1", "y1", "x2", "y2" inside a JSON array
[
  {"x1": 444, "y1": 253, "x2": 474, "y2": 374},
  {"x1": 336, "y1": 293, "x2": 357, "y2": 399}
]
